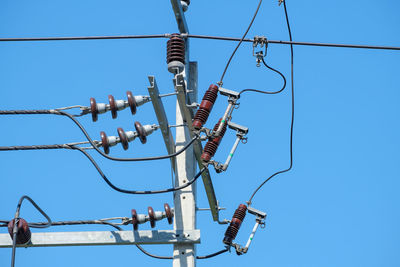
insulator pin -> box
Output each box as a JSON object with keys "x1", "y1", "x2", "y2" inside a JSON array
[
  {"x1": 167, "y1": 33, "x2": 185, "y2": 73},
  {"x1": 223, "y1": 204, "x2": 247, "y2": 245},
  {"x1": 99, "y1": 122, "x2": 159, "y2": 154},
  {"x1": 201, "y1": 118, "x2": 228, "y2": 162},
  {"x1": 8, "y1": 218, "x2": 31, "y2": 245},
  {"x1": 131, "y1": 203, "x2": 173, "y2": 231},
  {"x1": 193, "y1": 84, "x2": 219, "y2": 130},
  {"x1": 90, "y1": 91, "x2": 150, "y2": 122}
]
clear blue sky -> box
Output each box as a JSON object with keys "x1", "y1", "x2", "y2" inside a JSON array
[{"x1": 1, "y1": 1, "x2": 399, "y2": 266}]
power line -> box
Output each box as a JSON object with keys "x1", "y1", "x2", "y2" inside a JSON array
[
  {"x1": 1, "y1": 33, "x2": 399, "y2": 51},
  {"x1": 239, "y1": 57, "x2": 287, "y2": 96},
  {"x1": 218, "y1": 0, "x2": 263, "y2": 85},
  {"x1": 0, "y1": 109, "x2": 199, "y2": 162},
  {"x1": 247, "y1": 0, "x2": 295, "y2": 205}
]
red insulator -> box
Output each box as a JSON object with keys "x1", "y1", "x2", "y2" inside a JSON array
[
  {"x1": 135, "y1": 121, "x2": 147, "y2": 144},
  {"x1": 90, "y1": 97, "x2": 99, "y2": 122},
  {"x1": 148, "y1": 207, "x2": 156, "y2": 228},
  {"x1": 167, "y1": 33, "x2": 185, "y2": 64},
  {"x1": 126, "y1": 91, "x2": 137, "y2": 115},
  {"x1": 193, "y1": 84, "x2": 219, "y2": 130},
  {"x1": 8, "y1": 218, "x2": 31, "y2": 245},
  {"x1": 117, "y1": 127, "x2": 129, "y2": 150},
  {"x1": 100, "y1": 131, "x2": 110, "y2": 154},
  {"x1": 164, "y1": 203, "x2": 173, "y2": 225},
  {"x1": 201, "y1": 118, "x2": 227, "y2": 162},
  {"x1": 108, "y1": 95, "x2": 118, "y2": 119},
  {"x1": 131, "y1": 209, "x2": 139, "y2": 231},
  {"x1": 223, "y1": 204, "x2": 247, "y2": 245}
]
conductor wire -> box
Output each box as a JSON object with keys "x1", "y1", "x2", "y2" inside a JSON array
[
  {"x1": 0, "y1": 109, "x2": 199, "y2": 162},
  {"x1": 219, "y1": 0, "x2": 263, "y2": 85},
  {"x1": 239, "y1": 57, "x2": 287, "y2": 96},
  {"x1": 72, "y1": 145, "x2": 206, "y2": 195},
  {"x1": 11, "y1": 196, "x2": 51, "y2": 267},
  {"x1": 247, "y1": 0, "x2": 294, "y2": 205}
]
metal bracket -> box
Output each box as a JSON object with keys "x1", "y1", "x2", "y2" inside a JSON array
[
  {"x1": 174, "y1": 72, "x2": 221, "y2": 222},
  {"x1": 0, "y1": 230, "x2": 200, "y2": 247},
  {"x1": 148, "y1": 76, "x2": 176, "y2": 173}
]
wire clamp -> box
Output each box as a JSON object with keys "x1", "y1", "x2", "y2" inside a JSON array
[{"x1": 253, "y1": 36, "x2": 268, "y2": 67}]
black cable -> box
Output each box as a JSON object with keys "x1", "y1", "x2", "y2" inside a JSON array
[
  {"x1": 0, "y1": 34, "x2": 167, "y2": 42},
  {"x1": 0, "y1": 144, "x2": 74, "y2": 151},
  {"x1": 134, "y1": 246, "x2": 229, "y2": 260},
  {"x1": 11, "y1": 196, "x2": 51, "y2": 267},
  {"x1": 247, "y1": 0, "x2": 294, "y2": 205},
  {"x1": 0, "y1": 109, "x2": 199, "y2": 162},
  {"x1": 72, "y1": 145, "x2": 206, "y2": 194},
  {"x1": 0, "y1": 142, "x2": 204, "y2": 194},
  {"x1": 1, "y1": 32, "x2": 399, "y2": 51},
  {"x1": 219, "y1": 0, "x2": 263, "y2": 85},
  {"x1": 197, "y1": 248, "x2": 229, "y2": 259},
  {"x1": 239, "y1": 57, "x2": 287, "y2": 96}
]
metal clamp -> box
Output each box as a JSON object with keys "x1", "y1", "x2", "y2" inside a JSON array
[{"x1": 253, "y1": 36, "x2": 268, "y2": 67}]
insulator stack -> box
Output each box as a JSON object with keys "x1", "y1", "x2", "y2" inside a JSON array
[
  {"x1": 167, "y1": 33, "x2": 185, "y2": 73},
  {"x1": 8, "y1": 218, "x2": 31, "y2": 245},
  {"x1": 131, "y1": 203, "x2": 173, "y2": 231},
  {"x1": 201, "y1": 118, "x2": 228, "y2": 162},
  {"x1": 192, "y1": 84, "x2": 219, "y2": 130},
  {"x1": 90, "y1": 91, "x2": 150, "y2": 122},
  {"x1": 99, "y1": 122, "x2": 159, "y2": 154},
  {"x1": 223, "y1": 204, "x2": 247, "y2": 245}
]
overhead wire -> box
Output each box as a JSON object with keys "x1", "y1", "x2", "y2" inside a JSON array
[
  {"x1": 71, "y1": 145, "x2": 206, "y2": 194},
  {"x1": 0, "y1": 109, "x2": 199, "y2": 162},
  {"x1": 239, "y1": 57, "x2": 287, "y2": 96},
  {"x1": 10, "y1": 196, "x2": 52, "y2": 267},
  {"x1": 1, "y1": 32, "x2": 399, "y2": 50},
  {"x1": 247, "y1": 0, "x2": 295, "y2": 205},
  {"x1": 218, "y1": 0, "x2": 263, "y2": 85}
]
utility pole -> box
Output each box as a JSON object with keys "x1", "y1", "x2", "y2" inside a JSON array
[{"x1": 170, "y1": 1, "x2": 197, "y2": 266}]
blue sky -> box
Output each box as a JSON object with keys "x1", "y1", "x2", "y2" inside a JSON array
[{"x1": 1, "y1": 1, "x2": 399, "y2": 266}]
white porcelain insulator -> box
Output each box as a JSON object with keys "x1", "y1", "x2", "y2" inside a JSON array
[{"x1": 97, "y1": 103, "x2": 108, "y2": 114}]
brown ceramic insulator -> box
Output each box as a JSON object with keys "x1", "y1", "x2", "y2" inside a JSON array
[
  {"x1": 131, "y1": 209, "x2": 138, "y2": 231},
  {"x1": 201, "y1": 141, "x2": 218, "y2": 162},
  {"x1": 117, "y1": 128, "x2": 129, "y2": 150},
  {"x1": 8, "y1": 218, "x2": 31, "y2": 245},
  {"x1": 90, "y1": 97, "x2": 99, "y2": 122},
  {"x1": 134, "y1": 121, "x2": 147, "y2": 144},
  {"x1": 192, "y1": 84, "x2": 219, "y2": 130},
  {"x1": 148, "y1": 206, "x2": 155, "y2": 228},
  {"x1": 126, "y1": 91, "x2": 137, "y2": 115},
  {"x1": 223, "y1": 204, "x2": 247, "y2": 245},
  {"x1": 164, "y1": 203, "x2": 173, "y2": 224},
  {"x1": 108, "y1": 95, "x2": 118, "y2": 119},
  {"x1": 167, "y1": 33, "x2": 185, "y2": 64},
  {"x1": 100, "y1": 131, "x2": 110, "y2": 154},
  {"x1": 200, "y1": 118, "x2": 227, "y2": 162}
]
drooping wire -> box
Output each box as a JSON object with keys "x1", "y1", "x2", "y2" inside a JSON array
[
  {"x1": 247, "y1": 0, "x2": 294, "y2": 205},
  {"x1": 134, "y1": 245, "x2": 228, "y2": 260},
  {"x1": 10, "y1": 196, "x2": 52, "y2": 267},
  {"x1": 239, "y1": 57, "x2": 287, "y2": 96},
  {"x1": 72, "y1": 145, "x2": 206, "y2": 195},
  {"x1": 218, "y1": 0, "x2": 263, "y2": 85},
  {"x1": 0, "y1": 109, "x2": 199, "y2": 162}
]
